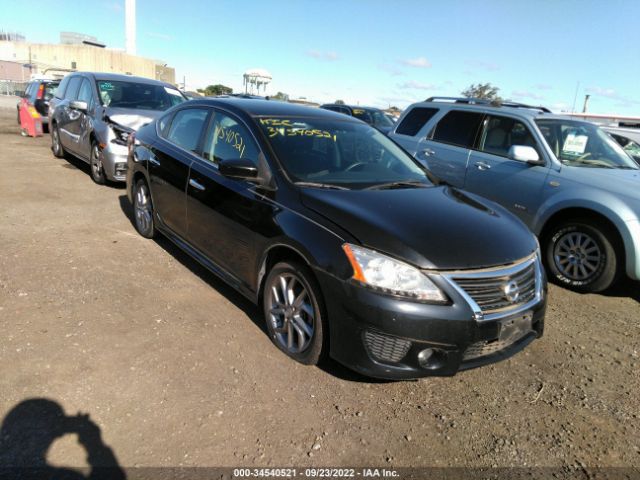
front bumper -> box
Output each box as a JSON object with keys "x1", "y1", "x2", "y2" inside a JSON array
[
  {"x1": 315, "y1": 263, "x2": 546, "y2": 380},
  {"x1": 100, "y1": 143, "x2": 128, "y2": 182}
]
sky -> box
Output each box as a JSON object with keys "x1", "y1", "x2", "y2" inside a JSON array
[{"x1": 2, "y1": 0, "x2": 639, "y2": 114}]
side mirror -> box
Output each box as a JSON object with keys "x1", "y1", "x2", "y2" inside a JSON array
[
  {"x1": 508, "y1": 145, "x2": 543, "y2": 165},
  {"x1": 69, "y1": 100, "x2": 88, "y2": 112},
  {"x1": 219, "y1": 158, "x2": 258, "y2": 180}
]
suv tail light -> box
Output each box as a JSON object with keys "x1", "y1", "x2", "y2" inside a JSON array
[{"x1": 36, "y1": 84, "x2": 44, "y2": 100}]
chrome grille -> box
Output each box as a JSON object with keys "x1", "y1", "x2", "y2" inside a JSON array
[
  {"x1": 449, "y1": 257, "x2": 538, "y2": 315},
  {"x1": 363, "y1": 330, "x2": 411, "y2": 363}
]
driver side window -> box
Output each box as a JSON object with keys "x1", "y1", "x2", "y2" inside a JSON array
[
  {"x1": 480, "y1": 115, "x2": 538, "y2": 158},
  {"x1": 202, "y1": 111, "x2": 259, "y2": 165}
]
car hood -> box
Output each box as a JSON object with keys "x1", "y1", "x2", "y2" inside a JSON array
[
  {"x1": 104, "y1": 107, "x2": 162, "y2": 130},
  {"x1": 300, "y1": 186, "x2": 538, "y2": 270}
]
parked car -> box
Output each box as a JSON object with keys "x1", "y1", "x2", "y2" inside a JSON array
[
  {"x1": 389, "y1": 96, "x2": 640, "y2": 293},
  {"x1": 606, "y1": 130, "x2": 640, "y2": 165},
  {"x1": 48, "y1": 72, "x2": 186, "y2": 184},
  {"x1": 126, "y1": 98, "x2": 546, "y2": 379},
  {"x1": 320, "y1": 104, "x2": 395, "y2": 134},
  {"x1": 16, "y1": 78, "x2": 60, "y2": 133}
]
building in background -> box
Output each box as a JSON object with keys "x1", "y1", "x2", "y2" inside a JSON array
[{"x1": 0, "y1": 33, "x2": 175, "y2": 85}]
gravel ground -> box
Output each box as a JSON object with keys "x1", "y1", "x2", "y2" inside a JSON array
[{"x1": 0, "y1": 106, "x2": 638, "y2": 476}]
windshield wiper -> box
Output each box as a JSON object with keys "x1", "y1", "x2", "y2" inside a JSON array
[
  {"x1": 294, "y1": 181, "x2": 349, "y2": 190},
  {"x1": 365, "y1": 180, "x2": 430, "y2": 190}
]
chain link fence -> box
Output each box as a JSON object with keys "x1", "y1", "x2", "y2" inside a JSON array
[{"x1": 0, "y1": 80, "x2": 28, "y2": 96}]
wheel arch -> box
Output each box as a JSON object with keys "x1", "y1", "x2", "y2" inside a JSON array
[{"x1": 256, "y1": 244, "x2": 315, "y2": 304}]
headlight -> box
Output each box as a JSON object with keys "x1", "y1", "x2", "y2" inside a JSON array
[
  {"x1": 110, "y1": 124, "x2": 132, "y2": 146},
  {"x1": 342, "y1": 244, "x2": 446, "y2": 303}
]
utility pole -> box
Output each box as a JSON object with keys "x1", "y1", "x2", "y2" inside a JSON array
[{"x1": 582, "y1": 94, "x2": 590, "y2": 113}]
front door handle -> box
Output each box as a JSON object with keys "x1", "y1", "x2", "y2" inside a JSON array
[
  {"x1": 189, "y1": 178, "x2": 205, "y2": 191},
  {"x1": 475, "y1": 161, "x2": 491, "y2": 171},
  {"x1": 422, "y1": 148, "x2": 436, "y2": 157},
  {"x1": 149, "y1": 158, "x2": 160, "y2": 166}
]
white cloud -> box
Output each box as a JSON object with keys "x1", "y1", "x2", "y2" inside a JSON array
[
  {"x1": 511, "y1": 90, "x2": 545, "y2": 101},
  {"x1": 400, "y1": 57, "x2": 432, "y2": 68},
  {"x1": 586, "y1": 86, "x2": 638, "y2": 106},
  {"x1": 464, "y1": 59, "x2": 499, "y2": 71},
  {"x1": 305, "y1": 50, "x2": 339, "y2": 61},
  {"x1": 378, "y1": 63, "x2": 403, "y2": 76},
  {"x1": 398, "y1": 80, "x2": 439, "y2": 91}
]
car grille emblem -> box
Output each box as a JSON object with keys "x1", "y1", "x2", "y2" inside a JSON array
[{"x1": 503, "y1": 280, "x2": 520, "y2": 303}]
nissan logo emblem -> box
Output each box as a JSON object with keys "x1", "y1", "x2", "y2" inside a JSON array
[{"x1": 503, "y1": 281, "x2": 520, "y2": 303}]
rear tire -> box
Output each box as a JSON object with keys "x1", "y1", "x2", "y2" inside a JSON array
[
  {"x1": 543, "y1": 218, "x2": 620, "y2": 293},
  {"x1": 51, "y1": 125, "x2": 65, "y2": 158},
  {"x1": 90, "y1": 142, "x2": 106, "y2": 185},
  {"x1": 132, "y1": 178, "x2": 156, "y2": 239},
  {"x1": 262, "y1": 261, "x2": 328, "y2": 365}
]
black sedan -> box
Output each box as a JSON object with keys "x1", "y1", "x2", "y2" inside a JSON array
[{"x1": 126, "y1": 99, "x2": 546, "y2": 379}]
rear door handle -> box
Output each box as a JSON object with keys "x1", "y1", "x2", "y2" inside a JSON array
[
  {"x1": 149, "y1": 158, "x2": 160, "y2": 166},
  {"x1": 475, "y1": 161, "x2": 491, "y2": 171},
  {"x1": 189, "y1": 178, "x2": 205, "y2": 191}
]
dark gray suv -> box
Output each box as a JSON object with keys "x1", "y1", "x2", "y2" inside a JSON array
[{"x1": 48, "y1": 72, "x2": 186, "y2": 184}]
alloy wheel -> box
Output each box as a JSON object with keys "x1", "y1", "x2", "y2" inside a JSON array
[
  {"x1": 134, "y1": 182, "x2": 153, "y2": 235},
  {"x1": 553, "y1": 231, "x2": 602, "y2": 281},
  {"x1": 91, "y1": 145, "x2": 104, "y2": 182},
  {"x1": 267, "y1": 273, "x2": 315, "y2": 354}
]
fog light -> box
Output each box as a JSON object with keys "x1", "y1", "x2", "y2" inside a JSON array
[
  {"x1": 417, "y1": 348, "x2": 447, "y2": 370},
  {"x1": 417, "y1": 348, "x2": 434, "y2": 368}
]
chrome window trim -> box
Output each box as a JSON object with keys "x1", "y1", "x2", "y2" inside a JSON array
[{"x1": 437, "y1": 253, "x2": 543, "y2": 322}]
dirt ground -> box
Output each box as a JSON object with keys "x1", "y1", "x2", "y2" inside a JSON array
[{"x1": 0, "y1": 104, "x2": 639, "y2": 476}]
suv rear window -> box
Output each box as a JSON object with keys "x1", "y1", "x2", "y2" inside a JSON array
[
  {"x1": 396, "y1": 107, "x2": 439, "y2": 136},
  {"x1": 431, "y1": 110, "x2": 484, "y2": 148}
]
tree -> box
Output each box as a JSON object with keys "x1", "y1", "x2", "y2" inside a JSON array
[
  {"x1": 200, "y1": 84, "x2": 233, "y2": 96},
  {"x1": 270, "y1": 91, "x2": 290, "y2": 101},
  {"x1": 461, "y1": 83, "x2": 502, "y2": 102},
  {"x1": 334, "y1": 99, "x2": 345, "y2": 105}
]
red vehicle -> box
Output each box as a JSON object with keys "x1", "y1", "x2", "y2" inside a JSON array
[{"x1": 16, "y1": 79, "x2": 60, "y2": 133}]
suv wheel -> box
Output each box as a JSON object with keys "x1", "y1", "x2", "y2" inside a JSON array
[
  {"x1": 544, "y1": 219, "x2": 620, "y2": 293},
  {"x1": 51, "y1": 126, "x2": 65, "y2": 158},
  {"x1": 90, "y1": 142, "x2": 106, "y2": 185},
  {"x1": 133, "y1": 179, "x2": 156, "y2": 238},
  {"x1": 263, "y1": 261, "x2": 328, "y2": 365}
]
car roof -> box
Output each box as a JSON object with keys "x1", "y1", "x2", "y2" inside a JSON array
[
  {"x1": 71, "y1": 71, "x2": 176, "y2": 88},
  {"x1": 321, "y1": 104, "x2": 383, "y2": 112},
  {"x1": 404, "y1": 97, "x2": 578, "y2": 120},
  {"x1": 183, "y1": 98, "x2": 362, "y2": 121}
]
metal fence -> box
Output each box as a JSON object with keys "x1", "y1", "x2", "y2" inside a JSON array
[{"x1": 0, "y1": 80, "x2": 28, "y2": 96}]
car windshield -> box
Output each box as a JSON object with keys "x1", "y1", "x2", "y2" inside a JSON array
[
  {"x1": 258, "y1": 117, "x2": 431, "y2": 188},
  {"x1": 97, "y1": 80, "x2": 185, "y2": 110},
  {"x1": 536, "y1": 119, "x2": 638, "y2": 169},
  {"x1": 352, "y1": 108, "x2": 394, "y2": 129}
]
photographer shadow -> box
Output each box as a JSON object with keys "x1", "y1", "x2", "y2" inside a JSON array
[{"x1": 0, "y1": 398, "x2": 126, "y2": 480}]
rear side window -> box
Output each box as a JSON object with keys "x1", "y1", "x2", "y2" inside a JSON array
[
  {"x1": 396, "y1": 107, "x2": 439, "y2": 136},
  {"x1": 64, "y1": 77, "x2": 82, "y2": 101},
  {"x1": 165, "y1": 108, "x2": 209, "y2": 152},
  {"x1": 431, "y1": 110, "x2": 484, "y2": 148}
]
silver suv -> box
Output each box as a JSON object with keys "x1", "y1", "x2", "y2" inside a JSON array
[
  {"x1": 389, "y1": 97, "x2": 640, "y2": 292},
  {"x1": 49, "y1": 72, "x2": 186, "y2": 184}
]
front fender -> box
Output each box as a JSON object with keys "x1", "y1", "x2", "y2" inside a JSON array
[{"x1": 532, "y1": 188, "x2": 640, "y2": 280}]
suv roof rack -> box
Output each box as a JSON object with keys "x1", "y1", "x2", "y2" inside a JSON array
[{"x1": 424, "y1": 96, "x2": 551, "y2": 113}]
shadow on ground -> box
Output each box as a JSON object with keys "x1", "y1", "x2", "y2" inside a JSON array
[
  {"x1": 117, "y1": 195, "x2": 391, "y2": 384},
  {"x1": 0, "y1": 398, "x2": 126, "y2": 480}
]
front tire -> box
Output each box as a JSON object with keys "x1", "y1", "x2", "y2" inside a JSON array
[
  {"x1": 133, "y1": 178, "x2": 156, "y2": 239},
  {"x1": 543, "y1": 218, "x2": 620, "y2": 293},
  {"x1": 262, "y1": 261, "x2": 328, "y2": 365},
  {"x1": 90, "y1": 142, "x2": 106, "y2": 185}
]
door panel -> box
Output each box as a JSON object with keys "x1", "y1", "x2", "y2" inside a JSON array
[
  {"x1": 186, "y1": 109, "x2": 273, "y2": 290},
  {"x1": 149, "y1": 107, "x2": 210, "y2": 237},
  {"x1": 417, "y1": 139, "x2": 470, "y2": 188},
  {"x1": 464, "y1": 115, "x2": 549, "y2": 225}
]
